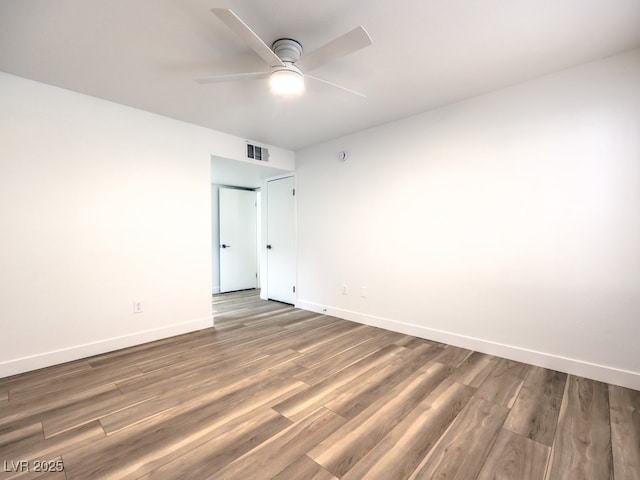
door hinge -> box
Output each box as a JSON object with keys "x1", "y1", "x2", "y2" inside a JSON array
[
  {"x1": 293, "y1": 286, "x2": 296, "y2": 293},
  {"x1": 292, "y1": 188, "x2": 295, "y2": 196}
]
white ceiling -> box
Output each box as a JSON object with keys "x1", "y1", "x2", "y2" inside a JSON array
[{"x1": 1, "y1": 0, "x2": 640, "y2": 151}]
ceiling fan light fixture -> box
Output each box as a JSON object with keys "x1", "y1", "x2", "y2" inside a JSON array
[{"x1": 269, "y1": 64, "x2": 305, "y2": 96}]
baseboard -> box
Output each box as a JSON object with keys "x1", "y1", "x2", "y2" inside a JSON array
[
  {"x1": 296, "y1": 300, "x2": 640, "y2": 391},
  {"x1": 0, "y1": 315, "x2": 214, "y2": 379}
]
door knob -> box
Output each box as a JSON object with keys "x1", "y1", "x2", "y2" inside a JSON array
[
  {"x1": 266, "y1": 245, "x2": 272, "y2": 249},
  {"x1": 221, "y1": 244, "x2": 231, "y2": 249}
]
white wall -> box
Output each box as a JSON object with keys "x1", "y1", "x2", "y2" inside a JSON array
[
  {"x1": 0, "y1": 72, "x2": 293, "y2": 377},
  {"x1": 296, "y1": 48, "x2": 640, "y2": 390}
]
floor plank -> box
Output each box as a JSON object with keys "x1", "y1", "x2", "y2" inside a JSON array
[
  {"x1": 272, "y1": 344, "x2": 404, "y2": 422},
  {"x1": 0, "y1": 383, "x2": 118, "y2": 432},
  {"x1": 476, "y1": 429, "x2": 550, "y2": 480},
  {"x1": 293, "y1": 333, "x2": 404, "y2": 386},
  {"x1": 394, "y1": 336, "x2": 435, "y2": 350},
  {"x1": 341, "y1": 379, "x2": 475, "y2": 480},
  {"x1": 503, "y1": 366, "x2": 567, "y2": 446},
  {"x1": 41, "y1": 383, "x2": 149, "y2": 437},
  {"x1": 271, "y1": 455, "x2": 337, "y2": 480},
  {"x1": 408, "y1": 396, "x2": 509, "y2": 479},
  {"x1": 321, "y1": 344, "x2": 443, "y2": 420},
  {"x1": 475, "y1": 358, "x2": 530, "y2": 408},
  {"x1": 137, "y1": 407, "x2": 291, "y2": 480},
  {"x1": 0, "y1": 360, "x2": 92, "y2": 393},
  {"x1": 213, "y1": 408, "x2": 345, "y2": 480},
  {"x1": 294, "y1": 324, "x2": 373, "y2": 369},
  {"x1": 609, "y1": 384, "x2": 640, "y2": 480},
  {"x1": 545, "y1": 376, "x2": 614, "y2": 480},
  {"x1": 285, "y1": 317, "x2": 364, "y2": 354},
  {"x1": 0, "y1": 421, "x2": 42, "y2": 446},
  {"x1": 433, "y1": 344, "x2": 473, "y2": 368},
  {"x1": 449, "y1": 351, "x2": 499, "y2": 388},
  {"x1": 309, "y1": 362, "x2": 452, "y2": 477},
  {"x1": 8, "y1": 364, "x2": 142, "y2": 404}
]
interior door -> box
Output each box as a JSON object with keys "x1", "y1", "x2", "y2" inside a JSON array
[
  {"x1": 219, "y1": 187, "x2": 257, "y2": 293},
  {"x1": 266, "y1": 176, "x2": 296, "y2": 304}
]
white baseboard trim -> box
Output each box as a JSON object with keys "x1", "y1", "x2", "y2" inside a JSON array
[
  {"x1": 296, "y1": 300, "x2": 640, "y2": 391},
  {"x1": 0, "y1": 315, "x2": 214, "y2": 379}
]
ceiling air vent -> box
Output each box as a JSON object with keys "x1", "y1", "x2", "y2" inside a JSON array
[{"x1": 247, "y1": 142, "x2": 269, "y2": 162}]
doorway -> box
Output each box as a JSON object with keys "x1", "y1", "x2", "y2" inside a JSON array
[
  {"x1": 218, "y1": 187, "x2": 258, "y2": 293},
  {"x1": 210, "y1": 156, "x2": 295, "y2": 302}
]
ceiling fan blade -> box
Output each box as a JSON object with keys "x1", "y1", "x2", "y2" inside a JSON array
[
  {"x1": 307, "y1": 75, "x2": 366, "y2": 98},
  {"x1": 195, "y1": 72, "x2": 269, "y2": 84},
  {"x1": 211, "y1": 8, "x2": 284, "y2": 67},
  {"x1": 297, "y1": 26, "x2": 372, "y2": 72}
]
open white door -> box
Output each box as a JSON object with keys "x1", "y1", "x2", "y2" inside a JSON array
[
  {"x1": 266, "y1": 177, "x2": 296, "y2": 304},
  {"x1": 219, "y1": 187, "x2": 257, "y2": 293}
]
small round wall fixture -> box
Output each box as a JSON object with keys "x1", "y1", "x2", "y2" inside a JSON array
[{"x1": 338, "y1": 151, "x2": 348, "y2": 161}]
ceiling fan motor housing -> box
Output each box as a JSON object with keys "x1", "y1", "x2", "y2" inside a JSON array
[
  {"x1": 270, "y1": 39, "x2": 305, "y2": 96},
  {"x1": 272, "y1": 38, "x2": 303, "y2": 63}
]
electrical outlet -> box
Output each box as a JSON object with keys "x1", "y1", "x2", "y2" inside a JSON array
[
  {"x1": 133, "y1": 300, "x2": 143, "y2": 314},
  {"x1": 342, "y1": 284, "x2": 348, "y2": 295}
]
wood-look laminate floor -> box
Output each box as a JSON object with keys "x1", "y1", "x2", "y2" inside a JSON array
[{"x1": 1, "y1": 289, "x2": 639, "y2": 479}]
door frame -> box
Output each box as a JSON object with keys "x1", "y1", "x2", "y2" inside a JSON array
[
  {"x1": 218, "y1": 186, "x2": 258, "y2": 293},
  {"x1": 211, "y1": 183, "x2": 261, "y2": 294}
]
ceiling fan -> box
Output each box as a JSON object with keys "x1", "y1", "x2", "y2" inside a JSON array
[{"x1": 196, "y1": 8, "x2": 373, "y2": 97}]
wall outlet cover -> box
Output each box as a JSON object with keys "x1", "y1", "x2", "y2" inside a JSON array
[{"x1": 133, "y1": 300, "x2": 144, "y2": 314}]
